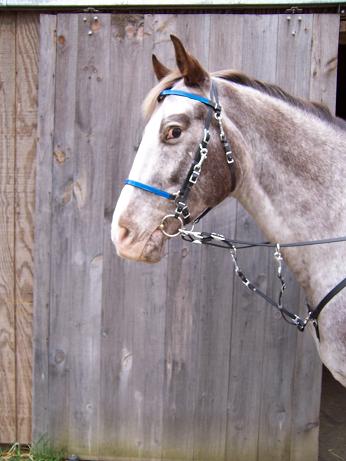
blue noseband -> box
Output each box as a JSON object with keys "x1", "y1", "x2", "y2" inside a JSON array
[{"x1": 124, "y1": 179, "x2": 176, "y2": 201}]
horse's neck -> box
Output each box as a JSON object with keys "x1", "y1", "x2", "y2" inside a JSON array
[{"x1": 223, "y1": 83, "x2": 346, "y2": 304}]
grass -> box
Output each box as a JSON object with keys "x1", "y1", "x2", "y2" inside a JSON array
[{"x1": 0, "y1": 438, "x2": 66, "y2": 461}]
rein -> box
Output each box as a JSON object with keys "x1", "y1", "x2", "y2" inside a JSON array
[
  {"x1": 179, "y1": 228, "x2": 346, "y2": 338},
  {"x1": 123, "y1": 79, "x2": 346, "y2": 339}
]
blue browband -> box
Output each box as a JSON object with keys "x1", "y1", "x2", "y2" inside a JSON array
[
  {"x1": 124, "y1": 88, "x2": 219, "y2": 202},
  {"x1": 124, "y1": 179, "x2": 176, "y2": 200},
  {"x1": 160, "y1": 89, "x2": 220, "y2": 111}
]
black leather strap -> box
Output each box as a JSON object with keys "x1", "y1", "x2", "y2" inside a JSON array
[{"x1": 309, "y1": 277, "x2": 346, "y2": 321}]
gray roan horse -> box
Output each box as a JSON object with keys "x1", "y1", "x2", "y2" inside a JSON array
[{"x1": 112, "y1": 35, "x2": 346, "y2": 387}]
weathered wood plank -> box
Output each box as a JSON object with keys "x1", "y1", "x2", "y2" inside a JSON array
[
  {"x1": 210, "y1": 15, "x2": 278, "y2": 461},
  {"x1": 32, "y1": 13, "x2": 57, "y2": 443},
  {"x1": 50, "y1": 15, "x2": 110, "y2": 457},
  {"x1": 257, "y1": 14, "x2": 316, "y2": 461},
  {"x1": 99, "y1": 14, "x2": 168, "y2": 460},
  {"x1": 175, "y1": 14, "x2": 241, "y2": 461},
  {"x1": 0, "y1": 13, "x2": 17, "y2": 443},
  {"x1": 310, "y1": 14, "x2": 339, "y2": 112},
  {"x1": 240, "y1": 16, "x2": 281, "y2": 458},
  {"x1": 290, "y1": 14, "x2": 340, "y2": 461},
  {"x1": 160, "y1": 15, "x2": 216, "y2": 461},
  {"x1": 15, "y1": 13, "x2": 39, "y2": 443},
  {"x1": 46, "y1": 12, "x2": 79, "y2": 448}
]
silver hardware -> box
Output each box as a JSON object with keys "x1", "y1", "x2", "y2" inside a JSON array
[
  {"x1": 189, "y1": 171, "x2": 199, "y2": 184},
  {"x1": 83, "y1": 7, "x2": 99, "y2": 35},
  {"x1": 285, "y1": 6, "x2": 303, "y2": 14},
  {"x1": 274, "y1": 243, "x2": 283, "y2": 276},
  {"x1": 210, "y1": 232, "x2": 226, "y2": 241},
  {"x1": 160, "y1": 214, "x2": 184, "y2": 238},
  {"x1": 226, "y1": 151, "x2": 234, "y2": 164},
  {"x1": 189, "y1": 146, "x2": 208, "y2": 184},
  {"x1": 178, "y1": 229, "x2": 204, "y2": 243},
  {"x1": 229, "y1": 246, "x2": 240, "y2": 272},
  {"x1": 174, "y1": 202, "x2": 190, "y2": 220},
  {"x1": 202, "y1": 129, "x2": 210, "y2": 144},
  {"x1": 195, "y1": 147, "x2": 208, "y2": 169}
]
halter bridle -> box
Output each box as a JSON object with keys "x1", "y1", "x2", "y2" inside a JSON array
[
  {"x1": 123, "y1": 78, "x2": 346, "y2": 338},
  {"x1": 124, "y1": 80, "x2": 236, "y2": 237}
]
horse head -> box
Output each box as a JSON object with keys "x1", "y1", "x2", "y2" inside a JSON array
[{"x1": 112, "y1": 36, "x2": 238, "y2": 262}]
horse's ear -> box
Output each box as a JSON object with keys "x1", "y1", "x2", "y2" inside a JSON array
[
  {"x1": 170, "y1": 34, "x2": 209, "y2": 87},
  {"x1": 152, "y1": 54, "x2": 172, "y2": 81}
]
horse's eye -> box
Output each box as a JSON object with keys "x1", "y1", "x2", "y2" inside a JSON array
[{"x1": 166, "y1": 126, "x2": 182, "y2": 140}]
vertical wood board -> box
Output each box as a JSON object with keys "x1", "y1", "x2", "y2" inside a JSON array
[
  {"x1": 0, "y1": 13, "x2": 17, "y2": 443},
  {"x1": 15, "y1": 13, "x2": 39, "y2": 443},
  {"x1": 32, "y1": 13, "x2": 57, "y2": 444},
  {"x1": 0, "y1": 12, "x2": 39, "y2": 444},
  {"x1": 290, "y1": 14, "x2": 340, "y2": 461}
]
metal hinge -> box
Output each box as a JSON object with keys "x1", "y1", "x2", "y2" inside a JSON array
[{"x1": 285, "y1": 6, "x2": 303, "y2": 14}]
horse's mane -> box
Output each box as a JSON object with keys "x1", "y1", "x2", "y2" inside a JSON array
[
  {"x1": 143, "y1": 69, "x2": 346, "y2": 131},
  {"x1": 215, "y1": 69, "x2": 346, "y2": 131}
]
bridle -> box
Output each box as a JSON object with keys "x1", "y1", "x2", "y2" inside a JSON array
[
  {"x1": 123, "y1": 79, "x2": 346, "y2": 338},
  {"x1": 124, "y1": 80, "x2": 236, "y2": 237}
]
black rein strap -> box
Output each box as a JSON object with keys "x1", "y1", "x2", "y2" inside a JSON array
[
  {"x1": 307, "y1": 277, "x2": 346, "y2": 340},
  {"x1": 180, "y1": 228, "x2": 346, "y2": 338}
]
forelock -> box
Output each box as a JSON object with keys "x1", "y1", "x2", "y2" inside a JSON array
[{"x1": 142, "y1": 70, "x2": 182, "y2": 120}]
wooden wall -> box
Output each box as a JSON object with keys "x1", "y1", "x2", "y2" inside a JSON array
[
  {"x1": 0, "y1": 13, "x2": 39, "y2": 444},
  {"x1": 0, "y1": 10, "x2": 339, "y2": 459},
  {"x1": 33, "y1": 12, "x2": 339, "y2": 461}
]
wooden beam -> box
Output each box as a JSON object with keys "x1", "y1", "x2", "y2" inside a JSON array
[
  {"x1": 0, "y1": 13, "x2": 17, "y2": 444},
  {"x1": 15, "y1": 13, "x2": 39, "y2": 443}
]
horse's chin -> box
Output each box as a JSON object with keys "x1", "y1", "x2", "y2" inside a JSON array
[
  {"x1": 140, "y1": 229, "x2": 167, "y2": 262},
  {"x1": 116, "y1": 228, "x2": 166, "y2": 263}
]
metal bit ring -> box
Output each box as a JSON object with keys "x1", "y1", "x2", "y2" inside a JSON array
[{"x1": 159, "y1": 214, "x2": 184, "y2": 238}]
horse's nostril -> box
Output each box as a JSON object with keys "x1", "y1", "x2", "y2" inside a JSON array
[{"x1": 117, "y1": 225, "x2": 131, "y2": 243}]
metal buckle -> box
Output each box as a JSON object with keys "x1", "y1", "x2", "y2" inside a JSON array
[
  {"x1": 214, "y1": 105, "x2": 222, "y2": 117},
  {"x1": 175, "y1": 202, "x2": 190, "y2": 220},
  {"x1": 189, "y1": 171, "x2": 199, "y2": 184},
  {"x1": 159, "y1": 214, "x2": 184, "y2": 238},
  {"x1": 226, "y1": 151, "x2": 234, "y2": 164}
]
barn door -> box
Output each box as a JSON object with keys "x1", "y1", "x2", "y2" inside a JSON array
[{"x1": 34, "y1": 12, "x2": 339, "y2": 461}]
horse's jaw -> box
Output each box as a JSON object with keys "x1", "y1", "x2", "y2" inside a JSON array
[{"x1": 112, "y1": 226, "x2": 166, "y2": 263}]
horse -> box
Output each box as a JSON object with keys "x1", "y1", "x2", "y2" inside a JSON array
[{"x1": 111, "y1": 35, "x2": 346, "y2": 388}]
